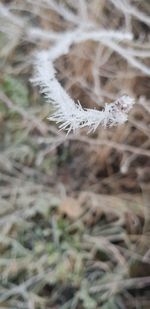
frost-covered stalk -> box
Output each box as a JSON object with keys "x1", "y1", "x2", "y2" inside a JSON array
[
  {"x1": 32, "y1": 51, "x2": 134, "y2": 133},
  {"x1": 30, "y1": 2, "x2": 136, "y2": 132}
]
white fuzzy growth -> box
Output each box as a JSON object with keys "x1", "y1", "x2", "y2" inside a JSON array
[{"x1": 32, "y1": 52, "x2": 135, "y2": 132}]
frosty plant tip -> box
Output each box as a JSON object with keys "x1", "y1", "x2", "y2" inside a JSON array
[{"x1": 32, "y1": 51, "x2": 135, "y2": 133}]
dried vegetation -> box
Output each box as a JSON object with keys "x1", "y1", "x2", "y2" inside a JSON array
[{"x1": 0, "y1": 0, "x2": 150, "y2": 308}]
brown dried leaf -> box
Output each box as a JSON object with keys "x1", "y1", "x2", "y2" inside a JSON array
[{"x1": 59, "y1": 197, "x2": 83, "y2": 219}]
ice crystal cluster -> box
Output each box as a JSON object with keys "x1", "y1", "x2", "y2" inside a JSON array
[
  {"x1": 30, "y1": 1, "x2": 138, "y2": 133},
  {"x1": 33, "y1": 51, "x2": 134, "y2": 132}
]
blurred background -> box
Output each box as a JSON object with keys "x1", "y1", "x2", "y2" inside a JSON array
[{"x1": 0, "y1": 0, "x2": 150, "y2": 308}]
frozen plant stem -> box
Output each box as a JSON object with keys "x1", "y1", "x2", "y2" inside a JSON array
[
  {"x1": 30, "y1": 15, "x2": 136, "y2": 133},
  {"x1": 33, "y1": 52, "x2": 134, "y2": 133}
]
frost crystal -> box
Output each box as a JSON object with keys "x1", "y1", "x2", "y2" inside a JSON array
[{"x1": 32, "y1": 52, "x2": 134, "y2": 132}]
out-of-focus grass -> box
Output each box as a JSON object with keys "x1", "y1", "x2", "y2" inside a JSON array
[
  {"x1": 0, "y1": 1, "x2": 150, "y2": 308},
  {"x1": 1, "y1": 75, "x2": 29, "y2": 107},
  {"x1": 0, "y1": 175, "x2": 147, "y2": 309},
  {"x1": 0, "y1": 79, "x2": 149, "y2": 309}
]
